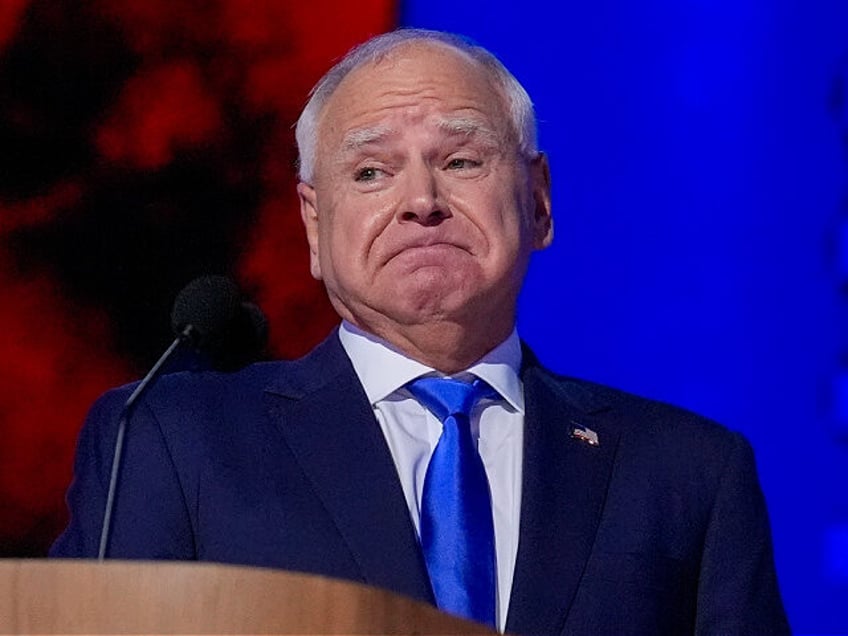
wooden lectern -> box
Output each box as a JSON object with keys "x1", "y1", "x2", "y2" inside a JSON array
[{"x1": 0, "y1": 559, "x2": 494, "y2": 634}]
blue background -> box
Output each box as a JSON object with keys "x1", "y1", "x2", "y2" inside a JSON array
[{"x1": 401, "y1": 1, "x2": 848, "y2": 632}]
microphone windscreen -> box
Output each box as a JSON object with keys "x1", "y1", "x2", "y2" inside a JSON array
[
  {"x1": 171, "y1": 276, "x2": 241, "y2": 347},
  {"x1": 204, "y1": 301, "x2": 269, "y2": 371}
]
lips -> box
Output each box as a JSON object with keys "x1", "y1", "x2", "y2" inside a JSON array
[{"x1": 384, "y1": 237, "x2": 471, "y2": 265}]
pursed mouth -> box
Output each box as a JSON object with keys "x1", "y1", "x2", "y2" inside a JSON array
[{"x1": 385, "y1": 241, "x2": 469, "y2": 264}]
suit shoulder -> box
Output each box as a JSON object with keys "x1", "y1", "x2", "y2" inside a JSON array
[
  {"x1": 147, "y1": 330, "x2": 349, "y2": 399},
  {"x1": 531, "y1": 366, "x2": 748, "y2": 454}
]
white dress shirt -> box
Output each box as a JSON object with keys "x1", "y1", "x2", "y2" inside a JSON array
[{"x1": 338, "y1": 321, "x2": 524, "y2": 632}]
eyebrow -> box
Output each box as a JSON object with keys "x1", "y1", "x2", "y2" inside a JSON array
[
  {"x1": 341, "y1": 125, "x2": 397, "y2": 152},
  {"x1": 435, "y1": 116, "x2": 501, "y2": 147}
]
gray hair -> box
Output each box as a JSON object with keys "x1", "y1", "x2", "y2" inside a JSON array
[{"x1": 294, "y1": 28, "x2": 538, "y2": 183}]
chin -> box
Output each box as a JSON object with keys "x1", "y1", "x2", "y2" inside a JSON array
[{"x1": 382, "y1": 287, "x2": 486, "y2": 327}]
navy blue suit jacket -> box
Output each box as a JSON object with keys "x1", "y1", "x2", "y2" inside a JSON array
[{"x1": 52, "y1": 331, "x2": 789, "y2": 634}]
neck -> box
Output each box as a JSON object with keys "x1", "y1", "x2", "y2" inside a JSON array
[{"x1": 347, "y1": 317, "x2": 514, "y2": 374}]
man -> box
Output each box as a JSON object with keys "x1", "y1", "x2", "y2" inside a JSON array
[{"x1": 52, "y1": 29, "x2": 789, "y2": 635}]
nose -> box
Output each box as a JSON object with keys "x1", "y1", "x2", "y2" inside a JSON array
[{"x1": 397, "y1": 161, "x2": 450, "y2": 226}]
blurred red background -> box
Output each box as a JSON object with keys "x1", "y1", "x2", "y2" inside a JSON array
[{"x1": 0, "y1": 0, "x2": 396, "y2": 555}]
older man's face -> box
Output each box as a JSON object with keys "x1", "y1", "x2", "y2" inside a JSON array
[{"x1": 298, "y1": 42, "x2": 552, "y2": 342}]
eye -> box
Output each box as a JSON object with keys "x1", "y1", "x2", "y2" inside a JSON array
[
  {"x1": 354, "y1": 166, "x2": 383, "y2": 182},
  {"x1": 446, "y1": 157, "x2": 481, "y2": 170}
]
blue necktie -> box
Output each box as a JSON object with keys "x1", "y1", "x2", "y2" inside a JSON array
[{"x1": 406, "y1": 376, "x2": 497, "y2": 628}]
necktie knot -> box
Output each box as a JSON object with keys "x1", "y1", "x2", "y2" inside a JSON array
[{"x1": 406, "y1": 376, "x2": 497, "y2": 422}]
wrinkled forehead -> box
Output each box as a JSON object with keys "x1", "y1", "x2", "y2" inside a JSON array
[{"x1": 315, "y1": 41, "x2": 513, "y2": 148}]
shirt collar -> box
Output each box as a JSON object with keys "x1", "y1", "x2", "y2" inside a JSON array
[{"x1": 338, "y1": 320, "x2": 524, "y2": 413}]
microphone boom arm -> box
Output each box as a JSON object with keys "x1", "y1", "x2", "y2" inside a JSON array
[{"x1": 97, "y1": 326, "x2": 193, "y2": 560}]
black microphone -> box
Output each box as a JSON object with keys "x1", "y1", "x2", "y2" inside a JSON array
[
  {"x1": 97, "y1": 276, "x2": 267, "y2": 559},
  {"x1": 209, "y1": 300, "x2": 268, "y2": 370},
  {"x1": 171, "y1": 275, "x2": 242, "y2": 349}
]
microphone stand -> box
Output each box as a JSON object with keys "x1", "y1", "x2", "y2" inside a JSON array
[{"x1": 97, "y1": 326, "x2": 195, "y2": 560}]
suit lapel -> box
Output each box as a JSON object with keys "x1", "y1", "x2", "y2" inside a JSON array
[
  {"x1": 506, "y1": 359, "x2": 622, "y2": 635},
  {"x1": 264, "y1": 333, "x2": 434, "y2": 604}
]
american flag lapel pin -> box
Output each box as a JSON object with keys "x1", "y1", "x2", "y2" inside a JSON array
[{"x1": 570, "y1": 423, "x2": 600, "y2": 447}]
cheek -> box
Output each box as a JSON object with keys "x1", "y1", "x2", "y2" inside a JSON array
[
  {"x1": 454, "y1": 183, "x2": 528, "y2": 251},
  {"x1": 321, "y1": 194, "x2": 393, "y2": 267}
]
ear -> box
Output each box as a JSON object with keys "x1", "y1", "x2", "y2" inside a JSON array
[
  {"x1": 529, "y1": 152, "x2": 553, "y2": 250},
  {"x1": 297, "y1": 181, "x2": 323, "y2": 280}
]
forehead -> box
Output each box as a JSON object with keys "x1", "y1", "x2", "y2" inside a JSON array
[{"x1": 315, "y1": 42, "x2": 510, "y2": 149}]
